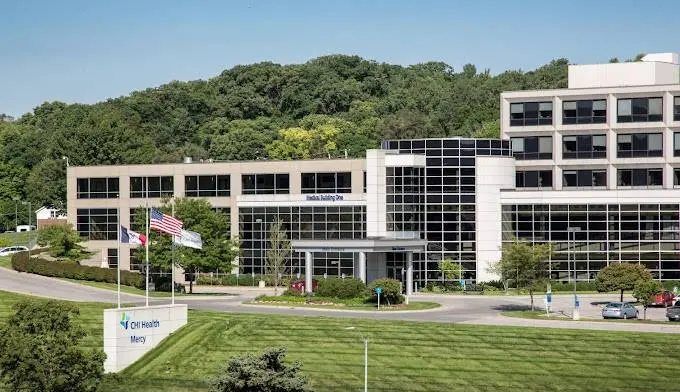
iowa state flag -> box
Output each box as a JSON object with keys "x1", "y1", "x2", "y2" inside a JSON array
[{"x1": 120, "y1": 225, "x2": 147, "y2": 246}]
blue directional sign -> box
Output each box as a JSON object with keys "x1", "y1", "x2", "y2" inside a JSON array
[{"x1": 375, "y1": 287, "x2": 382, "y2": 295}]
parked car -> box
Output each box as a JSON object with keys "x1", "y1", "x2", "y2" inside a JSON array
[
  {"x1": 0, "y1": 246, "x2": 28, "y2": 257},
  {"x1": 666, "y1": 303, "x2": 680, "y2": 321},
  {"x1": 651, "y1": 291, "x2": 674, "y2": 307},
  {"x1": 290, "y1": 279, "x2": 318, "y2": 293},
  {"x1": 602, "y1": 302, "x2": 638, "y2": 319}
]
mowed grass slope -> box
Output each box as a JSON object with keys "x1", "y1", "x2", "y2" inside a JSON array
[{"x1": 0, "y1": 291, "x2": 678, "y2": 392}]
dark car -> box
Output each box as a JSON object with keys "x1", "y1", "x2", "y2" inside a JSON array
[
  {"x1": 651, "y1": 291, "x2": 674, "y2": 307},
  {"x1": 666, "y1": 303, "x2": 680, "y2": 321},
  {"x1": 290, "y1": 279, "x2": 318, "y2": 293}
]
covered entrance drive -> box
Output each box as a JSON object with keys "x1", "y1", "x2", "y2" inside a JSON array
[{"x1": 291, "y1": 238, "x2": 427, "y2": 302}]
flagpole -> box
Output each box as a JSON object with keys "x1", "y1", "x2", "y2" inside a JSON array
[
  {"x1": 117, "y1": 225, "x2": 121, "y2": 309},
  {"x1": 145, "y1": 177, "x2": 150, "y2": 307},
  {"x1": 171, "y1": 201, "x2": 175, "y2": 306}
]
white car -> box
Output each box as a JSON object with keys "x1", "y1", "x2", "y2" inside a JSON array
[{"x1": 0, "y1": 246, "x2": 29, "y2": 257}]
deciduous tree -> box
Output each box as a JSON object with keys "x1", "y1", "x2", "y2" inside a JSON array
[
  {"x1": 634, "y1": 279, "x2": 662, "y2": 320},
  {"x1": 595, "y1": 263, "x2": 652, "y2": 302},
  {"x1": 266, "y1": 219, "x2": 292, "y2": 295},
  {"x1": 132, "y1": 198, "x2": 240, "y2": 293},
  {"x1": 492, "y1": 240, "x2": 552, "y2": 310},
  {"x1": 0, "y1": 300, "x2": 105, "y2": 392},
  {"x1": 37, "y1": 223, "x2": 89, "y2": 262}
]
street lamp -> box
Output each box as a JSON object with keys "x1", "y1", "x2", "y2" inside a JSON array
[
  {"x1": 21, "y1": 201, "x2": 31, "y2": 260},
  {"x1": 62, "y1": 156, "x2": 70, "y2": 167},
  {"x1": 567, "y1": 226, "x2": 582, "y2": 320},
  {"x1": 12, "y1": 196, "x2": 19, "y2": 246},
  {"x1": 345, "y1": 327, "x2": 368, "y2": 392}
]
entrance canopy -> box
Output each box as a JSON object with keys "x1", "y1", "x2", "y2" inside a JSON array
[
  {"x1": 290, "y1": 238, "x2": 427, "y2": 253},
  {"x1": 291, "y1": 238, "x2": 426, "y2": 298}
]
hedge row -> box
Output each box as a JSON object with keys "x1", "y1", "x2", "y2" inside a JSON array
[
  {"x1": 11, "y1": 251, "x2": 144, "y2": 289},
  {"x1": 316, "y1": 277, "x2": 366, "y2": 299}
]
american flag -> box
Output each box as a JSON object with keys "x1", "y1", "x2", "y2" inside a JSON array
[{"x1": 150, "y1": 208, "x2": 183, "y2": 236}]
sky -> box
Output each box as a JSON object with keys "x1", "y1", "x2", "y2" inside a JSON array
[{"x1": 1, "y1": 0, "x2": 680, "y2": 117}]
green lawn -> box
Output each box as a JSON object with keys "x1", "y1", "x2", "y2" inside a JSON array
[
  {"x1": 251, "y1": 295, "x2": 441, "y2": 311},
  {"x1": 502, "y1": 310, "x2": 669, "y2": 324},
  {"x1": 1, "y1": 290, "x2": 679, "y2": 392},
  {"x1": 0, "y1": 231, "x2": 37, "y2": 247},
  {"x1": 0, "y1": 256, "x2": 10, "y2": 269}
]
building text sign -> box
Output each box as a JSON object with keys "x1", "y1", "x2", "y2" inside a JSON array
[
  {"x1": 305, "y1": 194, "x2": 345, "y2": 202},
  {"x1": 103, "y1": 304, "x2": 188, "y2": 372}
]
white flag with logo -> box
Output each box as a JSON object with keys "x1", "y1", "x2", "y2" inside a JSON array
[{"x1": 173, "y1": 229, "x2": 203, "y2": 250}]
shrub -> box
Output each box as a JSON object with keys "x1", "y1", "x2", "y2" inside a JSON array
[
  {"x1": 195, "y1": 274, "x2": 267, "y2": 286},
  {"x1": 11, "y1": 252, "x2": 144, "y2": 288},
  {"x1": 317, "y1": 277, "x2": 366, "y2": 299},
  {"x1": 368, "y1": 278, "x2": 404, "y2": 304}
]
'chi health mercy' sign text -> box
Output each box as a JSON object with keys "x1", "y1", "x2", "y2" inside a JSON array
[{"x1": 104, "y1": 304, "x2": 187, "y2": 372}]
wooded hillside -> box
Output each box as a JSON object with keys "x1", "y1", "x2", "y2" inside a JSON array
[{"x1": 0, "y1": 54, "x2": 569, "y2": 226}]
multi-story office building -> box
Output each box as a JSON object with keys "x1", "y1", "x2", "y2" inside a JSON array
[
  {"x1": 501, "y1": 52, "x2": 680, "y2": 280},
  {"x1": 67, "y1": 143, "x2": 513, "y2": 291},
  {"x1": 66, "y1": 52, "x2": 680, "y2": 290}
]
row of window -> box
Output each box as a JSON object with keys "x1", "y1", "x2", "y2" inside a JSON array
[
  {"x1": 78, "y1": 172, "x2": 355, "y2": 199},
  {"x1": 511, "y1": 133, "x2": 674, "y2": 160},
  {"x1": 516, "y1": 168, "x2": 672, "y2": 188},
  {"x1": 510, "y1": 97, "x2": 680, "y2": 126}
]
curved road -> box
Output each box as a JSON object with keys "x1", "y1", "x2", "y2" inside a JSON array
[{"x1": 2, "y1": 266, "x2": 680, "y2": 333}]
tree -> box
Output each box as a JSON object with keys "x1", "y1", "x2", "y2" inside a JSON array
[
  {"x1": 633, "y1": 279, "x2": 662, "y2": 320},
  {"x1": 24, "y1": 158, "x2": 67, "y2": 210},
  {"x1": 439, "y1": 258, "x2": 463, "y2": 281},
  {"x1": 37, "y1": 223, "x2": 90, "y2": 262},
  {"x1": 266, "y1": 117, "x2": 341, "y2": 160},
  {"x1": 471, "y1": 119, "x2": 500, "y2": 139},
  {"x1": 132, "y1": 198, "x2": 240, "y2": 293},
  {"x1": 266, "y1": 219, "x2": 292, "y2": 295},
  {"x1": 491, "y1": 240, "x2": 552, "y2": 310},
  {"x1": 210, "y1": 347, "x2": 311, "y2": 392},
  {"x1": 0, "y1": 300, "x2": 105, "y2": 392},
  {"x1": 208, "y1": 128, "x2": 275, "y2": 161},
  {"x1": 594, "y1": 263, "x2": 653, "y2": 302}
]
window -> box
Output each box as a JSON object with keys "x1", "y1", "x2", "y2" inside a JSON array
[
  {"x1": 510, "y1": 102, "x2": 553, "y2": 126},
  {"x1": 617, "y1": 168, "x2": 663, "y2": 187},
  {"x1": 130, "y1": 176, "x2": 174, "y2": 198},
  {"x1": 76, "y1": 208, "x2": 118, "y2": 240},
  {"x1": 511, "y1": 136, "x2": 552, "y2": 160},
  {"x1": 617, "y1": 133, "x2": 662, "y2": 158},
  {"x1": 562, "y1": 169, "x2": 607, "y2": 187},
  {"x1": 562, "y1": 100, "x2": 607, "y2": 124},
  {"x1": 76, "y1": 178, "x2": 119, "y2": 199},
  {"x1": 674, "y1": 97, "x2": 680, "y2": 121},
  {"x1": 301, "y1": 172, "x2": 352, "y2": 193},
  {"x1": 617, "y1": 97, "x2": 663, "y2": 122},
  {"x1": 515, "y1": 170, "x2": 553, "y2": 188},
  {"x1": 674, "y1": 169, "x2": 680, "y2": 186},
  {"x1": 185, "y1": 175, "x2": 230, "y2": 197},
  {"x1": 562, "y1": 134, "x2": 606, "y2": 159},
  {"x1": 242, "y1": 174, "x2": 289, "y2": 195},
  {"x1": 674, "y1": 133, "x2": 680, "y2": 156},
  {"x1": 107, "y1": 248, "x2": 118, "y2": 269}
]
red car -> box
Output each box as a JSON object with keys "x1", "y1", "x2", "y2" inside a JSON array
[
  {"x1": 651, "y1": 291, "x2": 674, "y2": 307},
  {"x1": 290, "y1": 279, "x2": 318, "y2": 293}
]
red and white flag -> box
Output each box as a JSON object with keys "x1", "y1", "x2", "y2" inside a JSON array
[{"x1": 150, "y1": 208, "x2": 183, "y2": 236}]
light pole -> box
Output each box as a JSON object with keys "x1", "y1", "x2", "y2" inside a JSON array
[
  {"x1": 21, "y1": 201, "x2": 31, "y2": 259},
  {"x1": 62, "y1": 156, "x2": 70, "y2": 167},
  {"x1": 567, "y1": 227, "x2": 581, "y2": 320},
  {"x1": 12, "y1": 197, "x2": 19, "y2": 246},
  {"x1": 345, "y1": 327, "x2": 368, "y2": 392}
]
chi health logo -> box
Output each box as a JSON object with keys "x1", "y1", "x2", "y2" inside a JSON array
[{"x1": 120, "y1": 313, "x2": 131, "y2": 330}]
